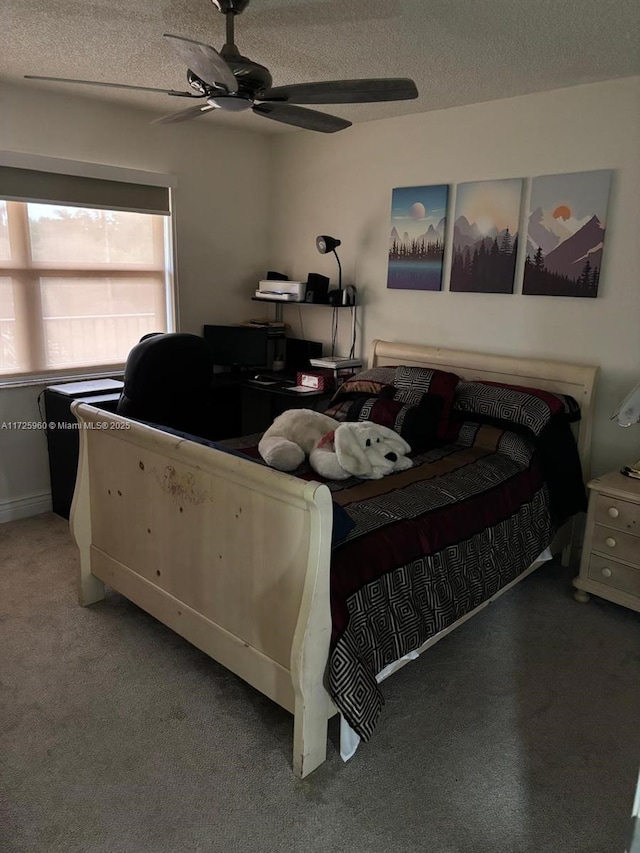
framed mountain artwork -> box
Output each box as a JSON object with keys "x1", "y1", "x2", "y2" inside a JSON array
[
  {"x1": 387, "y1": 184, "x2": 449, "y2": 291},
  {"x1": 450, "y1": 178, "x2": 523, "y2": 293},
  {"x1": 523, "y1": 170, "x2": 612, "y2": 297}
]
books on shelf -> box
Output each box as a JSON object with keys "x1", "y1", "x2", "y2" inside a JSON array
[
  {"x1": 238, "y1": 320, "x2": 286, "y2": 335},
  {"x1": 309, "y1": 356, "x2": 362, "y2": 370},
  {"x1": 248, "y1": 318, "x2": 286, "y2": 328}
]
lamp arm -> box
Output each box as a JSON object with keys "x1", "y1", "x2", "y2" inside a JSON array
[{"x1": 332, "y1": 249, "x2": 342, "y2": 290}]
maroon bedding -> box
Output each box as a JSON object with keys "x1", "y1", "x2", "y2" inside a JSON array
[{"x1": 224, "y1": 414, "x2": 586, "y2": 741}]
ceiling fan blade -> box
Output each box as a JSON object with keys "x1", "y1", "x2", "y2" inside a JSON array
[
  {"x1": 259, "y1": 78, "x2": 419, "y2": 105},
  {"x1": 252, "y1": 102, "x2": 351, "y2": 133},
  {"x1": 153, "y1": 104, "x2": 219, "y2": 125},
  {"x1": 24, "y1": 75, "x2": 194, "y2": 97},
  {"x1": 163, "y1": 34, "x2": 238, "y2": 94}
]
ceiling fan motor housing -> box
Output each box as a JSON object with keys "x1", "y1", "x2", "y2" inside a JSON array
[
  {"x1": 226, "y1": 57, "x2": 272, "y2": 96},
  {"x1": 187, "y1": 53, "x2": 271, "y2": 100}
]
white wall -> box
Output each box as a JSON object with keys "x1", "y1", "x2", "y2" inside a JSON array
[
  {"x1": 2, "y1": 77, "x2": 639, "y2": 518},
  {"x1": 0, "y1": 82, "x2": 272, "y2": 518},
  {"x1": 268, "y1": 77, "x2": 640, "y2": 478}
]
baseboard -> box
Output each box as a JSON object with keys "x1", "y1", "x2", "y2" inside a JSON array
[{"x1": 0, "y1": 491, "x2": 53, "y2": 524}]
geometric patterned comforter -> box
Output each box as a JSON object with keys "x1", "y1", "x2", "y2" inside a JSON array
[
  {"x1": 326, "y1": 442, "x2": 555, "y2": 740},
  {"x1": 224, "y1": 422, "x2": 585, "y2": 742}
]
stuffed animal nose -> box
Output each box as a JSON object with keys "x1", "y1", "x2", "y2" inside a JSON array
[{"x1": 385, "y1": 451, "x2": 398, "y2": 462}]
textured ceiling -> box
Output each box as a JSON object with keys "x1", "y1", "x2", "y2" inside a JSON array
[{"x1": 2, "y1": 0, "x2": 639, "y2": 135}]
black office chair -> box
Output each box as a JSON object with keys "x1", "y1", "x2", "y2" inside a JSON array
[{"x1": 117, "y1": 332, "x2": 216, "y2": 438}]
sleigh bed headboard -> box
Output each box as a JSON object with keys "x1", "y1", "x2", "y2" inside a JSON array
[{"x1": 368, "y1": 339, "x2": 598, "y2": 481}]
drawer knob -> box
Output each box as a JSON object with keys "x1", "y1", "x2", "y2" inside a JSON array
[
  {"x1": 605, "y1": 536, "x2": 617, "y2": 548},
  {"x1": 607, "y1": 507, "x2": 619, "y2": 519},
  {"x1": 601, "y1": 567, "x2": 613, "y2": 578}
]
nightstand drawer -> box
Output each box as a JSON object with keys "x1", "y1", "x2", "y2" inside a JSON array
[
  {"x1": 588, "y1": 554, "x2": 640, "y2": 597},
  {"x1": 592, "y1": 524, "x2": 640, "y2": 565},
  {"x1": 594, "y1": 493, "x2": 640, "y2": 535}
]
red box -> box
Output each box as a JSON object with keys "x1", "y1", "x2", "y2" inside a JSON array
[{"x1": 296, "y1": 369, "x2": 335, "y2": 391}]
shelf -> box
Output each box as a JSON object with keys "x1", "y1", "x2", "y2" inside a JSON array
[
  {"x1": 252, "y1": 295, "x2": 355, "y2": 323},
  {"x1": 251, "y1": 297, "x2": 352, "y2": 307}
]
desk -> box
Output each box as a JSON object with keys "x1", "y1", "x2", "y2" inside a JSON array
[
  {"x1": 45, "y1": 375, "x2": 332, "y2": 518},
  {"x1": 47, "y1": 377, "x2": 242, "y2": 520},
  {"x1": 44, "y1": 386, "x2": 122, "y2": 519},
  {"x1": 241, "y1": 377, "x2": 332, "y2": 435}
]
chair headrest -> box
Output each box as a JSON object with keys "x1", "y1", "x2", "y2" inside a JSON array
[{"x1": 123, "y1": 333, "x2": 213, "y2": 399}]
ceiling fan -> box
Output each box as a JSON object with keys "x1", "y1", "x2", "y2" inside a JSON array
[{"x1": 25, "y1": 0, "x2": 419, "y2": 134}]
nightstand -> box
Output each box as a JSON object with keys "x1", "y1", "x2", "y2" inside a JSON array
[{"x1": 573, "y1": 469, "x2": 640, "y2": 612}]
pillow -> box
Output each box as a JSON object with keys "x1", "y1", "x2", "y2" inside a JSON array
[
  {"x1": 391, "y1": 366, "x2": 460, "y2": 439},
  {"x1": 445, "y1": 418, "x2": 536, "y2": 468},
  {"x1": 329, "y1": 364, "x2": 460, "y2": 441},
  {"x1": 328, "y1": 390, "x2": 443, "y2": 452},
  {"x1": 329, "y1": 366, "x2": 397, "y2": 405},
  {"x1": 452, "y1": 380, "x2": 580, "y2": 438}
]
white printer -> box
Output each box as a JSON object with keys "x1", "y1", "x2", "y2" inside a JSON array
[{"x1": 255, "y1": 279, "x2": 306, "y2": 302}]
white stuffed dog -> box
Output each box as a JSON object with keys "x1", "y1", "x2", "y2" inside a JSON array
[{"x1": 258, "y1": 409, "x2": 413, "y2": 480}]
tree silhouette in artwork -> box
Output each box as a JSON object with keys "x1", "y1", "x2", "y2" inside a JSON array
[
  {"x1": 533, "y1": 246, "x2": 545, "y2": 274},
  {"x1": 388, "y1": 232, "x2": 446, "y2": 290},
  {"x1": 577, "y1": 259, "x2": 592, "y2": 291},
  {"x1": 450, "y1": 228, "x2": 518, "y2": 293},
  {"x1": 523, "y1": 246, "x2": 600, "y2": 297},
  {"x1": 500, "y1": 228, "x2": 512, "y2": 254},
  {"x1": 389, "y1": 236, "x2": 444, "y2": 263}
]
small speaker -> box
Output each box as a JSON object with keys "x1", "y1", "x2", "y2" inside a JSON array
[{"x1": 305, "y1": 272, "x2": 330, "y2": 304}]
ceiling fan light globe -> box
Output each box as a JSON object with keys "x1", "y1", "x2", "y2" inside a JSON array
[{"x1": 208, "y1": 95, "x2": 252, "y2": 111}]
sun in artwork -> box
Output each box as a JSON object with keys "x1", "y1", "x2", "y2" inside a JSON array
[{"x1": 552, "y1": 204, "x2": 572, "y2": 220}]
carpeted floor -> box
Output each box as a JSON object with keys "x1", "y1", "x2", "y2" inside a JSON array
[{"x1": 1, "y1": 512, "x2": 639, "y2": 853}]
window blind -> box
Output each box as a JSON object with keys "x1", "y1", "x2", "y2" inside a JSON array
[{"x1": 0, "y1": 166, "x2": 170, "y2": 215}]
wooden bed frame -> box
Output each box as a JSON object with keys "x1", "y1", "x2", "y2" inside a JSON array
[{"x1": 70, "y1": 340, "x2": 598, "y2": 778}]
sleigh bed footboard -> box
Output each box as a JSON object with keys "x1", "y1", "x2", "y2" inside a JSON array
[{"x1": 70, "y1": 403, "x2": 336, "y2": 778}]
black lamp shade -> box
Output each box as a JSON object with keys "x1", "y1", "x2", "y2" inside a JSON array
[{"x1": 316, "y1": 235, "x2": 341, "y2": 255}]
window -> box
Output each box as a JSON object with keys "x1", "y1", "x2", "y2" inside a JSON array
[{"x1": 0, "y1": 166, "x2": 174, "y2": 381}]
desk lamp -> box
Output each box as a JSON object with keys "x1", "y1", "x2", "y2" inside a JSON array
[
  {"x1": 316, "y1": 235, "x2": 343, "y2": 305},
  {"x1": 611, "y1": 380, "x2": 640, "y2": 478}
]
